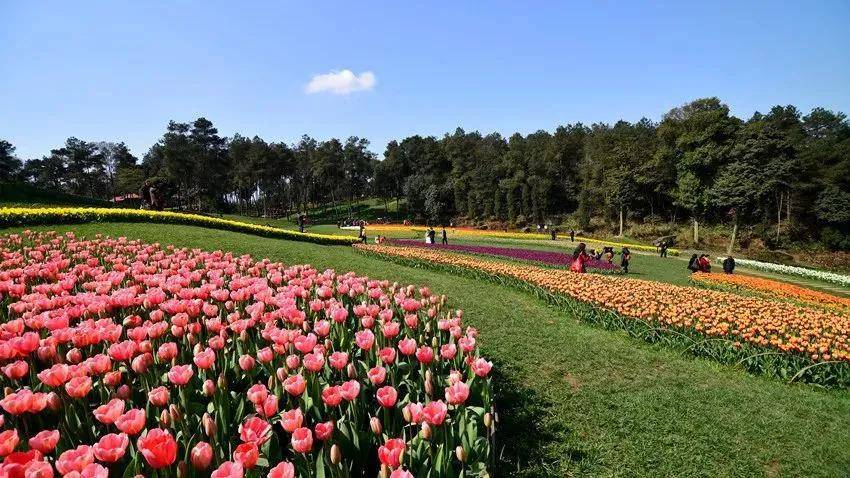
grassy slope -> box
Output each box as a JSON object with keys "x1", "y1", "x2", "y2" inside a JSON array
[{"x1": 4, "y1": 222, "x2": 849, "y2": 477}]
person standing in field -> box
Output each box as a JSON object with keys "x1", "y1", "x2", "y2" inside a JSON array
[
  {"x1": 550, "y1": 228, "x2": 557, "y2": 241},
  {"x1": 659, "y1": 242, "x2": 668, "y2": 258},
  {"x1": 569, "y1": 229, "x2": 575, "y2": 242},
  {"x1": 441, "y1": 227, "x2": 448, "y2": 245},
  {"x1": 620, "y1": 247, "x2": 631, "y2": 273},
  {"x1": 570, "y1": 242, "x2": 589, "y2": 273},
  {"x1": 687, "y1": 254, "x2": 699, "y2": 273},
  {"x1": 723, "y1": 256, "x2": 736, "y2": 274}
]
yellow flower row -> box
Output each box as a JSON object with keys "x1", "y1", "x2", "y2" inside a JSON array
[
  {"x1": 0, "y1": 208, "x2": 358, "y2": 246},
  {"x1": 364, "y1": 224, "x2": 679, "y2": 255},
  {"x1": 356, "y1": 243, "x2": 850, "y2": 363},
  {"x1": 691, "y1": 272, "x2": 850, "y2": 313}
]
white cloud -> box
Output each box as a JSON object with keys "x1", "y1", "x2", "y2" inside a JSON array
[{"x1": 305, "y1": 69, "x2": 376, "y2": 95}]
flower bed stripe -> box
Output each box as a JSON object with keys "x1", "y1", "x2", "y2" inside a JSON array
[
  {"x1": 355, "y1": 244, "x2": 850, "y2": 387},
  {"x1": 721, "y1": 257, "x2": 850, "y2": 288},
  {"x1": 0, "y1": 207, "x2": 357, "y2": 245},
  {"x1": 691, "y1": 273, "x2": 850, "y2": 313},
  {"x1": 390, "y1": 239, "x2": 620, "y2": 271}
]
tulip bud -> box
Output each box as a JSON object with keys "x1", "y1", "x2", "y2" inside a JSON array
[
  {"x1": 346, "y1": 363, "x2": 357, "y2": 379},
  {"x1": 217, "y1": 373, "x2": 228, "y2": 390},
  {"x1": 379, "y1": 465, "x2": 389, "y2": 478},
  {"x1": 203, "y1": 379, "x2": 215, "y2": 397},
  {"x1": 191, "y1": 442, "x2": 213, "y2": 470},
  {"x1": 187, "y1": 333, "x2": 197, "y2": 346},
  {"x1": 370, "y1": 416, "x2": 382, "y2": 435},
  {"x1": 455, "y1": 445, "x2": 467, "y2": 462},
  {"x1": 420, "y1": 422, "x2": 432, "y2": 441},
  {"x1": 203, "y1": 413, "x2": 217, "y2": 437},
  {"x1": 431, "y1": 337, "x2": 438, "y2": 347},
  {"x1": 267, "y1": 375, "x2": 275, "y2": 390},
  {"x1": 116, "y1": 385, "x2": 131, "y2": 399},
  {"x1": 424, "y1": 370, "x2": 433, "y2": 397},
  {"x1": 483, "y1": 412, "x2": 493, "y2": 428},
  {"x1": 276, "y1": 367, "x2": 288, "y2": 382},
  {"x1": 3, "y1": 387, "x2": 12, "y2": 397},
  {"x1": 122, "y1": 317, "x2": 135, "y2": 327},
  {"x1": 160, "y1": 409, "x2": 171, "y2": 427},
  {"x1": 177, "y1": 461, "x2": 189, "y2": 478},
  {"x1": 169, "y1": 404, "x2": 182, "y2": 423},
  {"x1": 46, "y1": 392, "x2": 61, "y2": 411},
  {"x1": 330, "y1": 444, "x2": 342, "y2": 465},
  {"x1": 402, "y1": 407, "x2": 411, "y2": 423},
  {"x1": 302, "y1": 322, "x2": 310, "y2": 332},
  {"x1": 66, "y1": 348, "x2": 82, "y2": 364},
  {"x1": 239, "y1": 330, "x2": 248, "y2": 342}
]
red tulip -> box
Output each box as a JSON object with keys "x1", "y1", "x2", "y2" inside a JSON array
[
  {"x1": 210, "y1": 461, "x2": 244, "y2": 478},
  {"x1": 0, "y1": 429, "x2": 20, "y2": 456},
  {"x1": 167, "y1": 364, "x2": 194, "y2": 386},
  {"x1": 422, "y1": 400, "x2": 447, "y2": 426},
  {"x1": 149, "y1": 386, "x2": 170, "y2": 407},
  {"x1": 283, "y1": 374, "x2": 306, "y2": 396},
  {"x1": 56, "y1": 445, "x2": 94, "y2": 475},
  {"x1": 239, "y1": 417, "x2": 271, "y2": 445},
  {"x1": 191, "y1": 441, "x2": 213, "y2": 470},
  {"x1": 378, "y1": 438, "x2": 406, "y2": 468},
  {"x1": 291, "y1": 427, "x2": 313, "y2": 453},
  {"x1": 376, "y1": 386, "x2": 398, "y2": 408},
  {"x1": 238, "y1": 355, "x2": 255, "y2": 371},
  {"x1": 268, "y1": 461, "x2": 295, "y2": 478},
  {"x1": 233, "y1": 442, "x2": 258, "y2": 469},
  {"x1": 315, "y1": 421, "x2": 334, "y2": 441},
  {"x1": 28, "y1": 430, "x2": 60, "y2": 454},
  {"x1": 93, "y1": 433, "x2": 129, "y2": 462},
  {"x1": 321, "y1": 386, "x2": 343, "y2": 407},
  {"x1": 115, "y1": 409, "x2": 146, "y2": 435},
  {"x1": 65, "y1": 376, "x2": 93, "y2": 398},
  {"x1": 445, "y1": 381, "x2": 470, "y2": 405},
  {"x1": 137, "y1": 428, "x2": 177, "y2": 469},
  {"x1": 1, "y1": 361, "x2": 28, "y2": 380},
  {"x1": 93, "y1": 398, "x2": 125, "y2": 424},
  {"x1": 280, "y1": 408, "x2": 303, "y2": 433}
]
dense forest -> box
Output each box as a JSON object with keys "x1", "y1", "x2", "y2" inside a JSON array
[{"x1": 2, "y1": 97, "x2": 849, "y2": 250}]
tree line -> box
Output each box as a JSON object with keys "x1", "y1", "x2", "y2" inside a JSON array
[{"x1": 2, "y1": 97, "x2": 848, "y2": 250}]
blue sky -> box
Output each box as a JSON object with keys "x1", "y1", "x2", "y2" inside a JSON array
[{"x1": 2, "y1": 1, "x2": 849, "y2": 160}]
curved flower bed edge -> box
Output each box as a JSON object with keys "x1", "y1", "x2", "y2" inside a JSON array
[
  {"x1": 0, "y1": 208, "x2": 358, "y2": 246},
  {"x1": 355, "y1": 246, "x2": 850, "y2": 388}
]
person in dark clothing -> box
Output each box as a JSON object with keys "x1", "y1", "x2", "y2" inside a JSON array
[
  {"x1": 441, "y1": 227, "x2": 448, "y2": 245},
  {"x1": 723, "y1": 256, "x2": 735, "y2": 274},
  {"x1": 620, "y1": 247, "x2": 631, "y2": 273},
  {"x1": 687, "y1": 254, "x2": 699, "y2": 273},
  {"x1": 659, "y1": 242, "x2": 668, "y2": 258},
  {"x1": 569, "y1": 229, "x2": 575, "y2": 242},
  {"x1": 427, "y1": 227, "x2": 436, "y2": 244},
  {"x1": 550, "y1": 228, "x2": 557, "y2": 241}
]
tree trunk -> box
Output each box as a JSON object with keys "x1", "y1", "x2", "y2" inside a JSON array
[
  {"x1": 727, "y1": 218, "x2": 738, "y2": 255},
  {"x1": 693, "y1": 218, "x2": 699, "y2": 244},
  {"x1": 618, "y1": 206, "x2": 624, "y2": 237},
  {"x1": 777, "y1": 192, "x2": 783, "y2": 241}
]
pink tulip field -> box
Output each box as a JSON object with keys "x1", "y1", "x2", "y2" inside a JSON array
[{"x1": 0, "y1": 230, "x2": 494, "y2": 477}]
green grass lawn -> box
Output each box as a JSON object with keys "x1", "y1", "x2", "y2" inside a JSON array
[{"x1": 4, "y1": 222, "x2": 849, "y2": 477}]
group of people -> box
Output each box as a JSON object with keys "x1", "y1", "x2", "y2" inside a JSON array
[
  {"x1": 687, "y1": 254, "x2": 735, "y2": 274},
  {"x1": 570, "y1": 242, "x2": 631, "y2": 273},
  {"x1": 424, "y1": 227, "x2": 448, "y2": 245},
  {"x1": 139, "y1": 181, "x2": 164, "y2": 211}
]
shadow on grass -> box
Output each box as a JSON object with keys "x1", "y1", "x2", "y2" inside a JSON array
[{"x1": 491, "y1": 361, "x2": 588, "y2": 477}]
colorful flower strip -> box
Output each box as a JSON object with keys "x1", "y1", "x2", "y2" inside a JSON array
[
  {"x1": 355, "y1": 244, "x2": 850, "y2": 386},
  {"x1": 0, "y1": 207, "x2": 358, "y2": 246},
  {"x1": 691, "y1": 272, "x2": 850, "y2": 313},
  {"x1": 391, "y1": 239, "x2": 620, "y2": 271},
  {"x1": 720, "y1": 257, "x2": 850, "y2": 288},
  {"x1": 0, "y1": 231, "x2": 493, "y2": 476},
  {"x1": 366, "y1": 224, "x2": 680, "y2": 255}
]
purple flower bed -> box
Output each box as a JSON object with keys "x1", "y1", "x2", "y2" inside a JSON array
[{"x1": 392, "y1": 239, "x2": 621, "y2": 271}]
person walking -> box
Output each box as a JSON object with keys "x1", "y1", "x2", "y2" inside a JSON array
[
  {"x1": 550, "y1": 228, "x2": 557, "y2": 241},
  {"x1": 659, "y1": 242, "x2": 668, "y2": 258},
  {"x1": 569, "y1": 229, "x2": 575, "y2": 242},
  {"x1": 441, "y1": 227, "x2": 448, "y2": 245},
  {"x1": 620, "y1": 247, "x2": 631, "y2": 273}
]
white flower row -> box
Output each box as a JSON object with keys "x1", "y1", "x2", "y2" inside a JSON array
[{"x1": 720, "y1": 257, "x2": 850, "y2": 287}]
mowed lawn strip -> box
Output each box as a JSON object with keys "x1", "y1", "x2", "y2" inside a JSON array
[{"x1": 5, "y1": 223, "x2": 850, "y2": 477}]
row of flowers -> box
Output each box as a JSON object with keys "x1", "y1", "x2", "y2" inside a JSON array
[
  {"x1": 691, "y1": 273, "x2": 850, "y2": 313},
  {"x1": 355, "y1": 244, "x2": 850, "y2": 367},
  {"x1": 0, "y1": 208, "x2": 358, "y2": 246},
  {"x1": 0, "y1": 231, "x2": 493, "y2": 477},
  {"x1": 390, "y1": 240, "x2": 620, "y2": 271},
  {"x1": 723, "y1": 257, "x2": 850, "y2": 288},
  {"x1": 364, "y1": 225, "x2": 680, "y2": 256}
]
